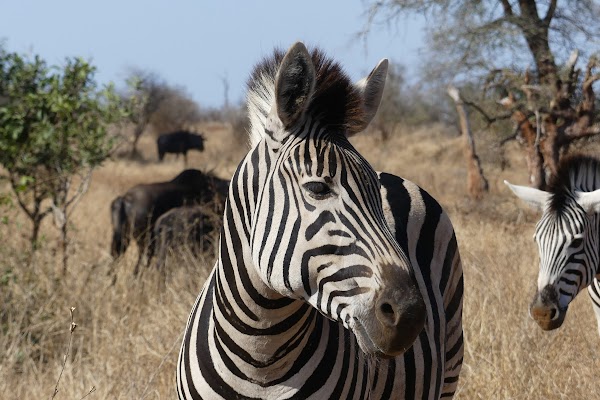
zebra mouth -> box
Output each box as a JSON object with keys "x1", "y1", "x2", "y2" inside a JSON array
[
  {"x1": 352, "y1": 318, "x2": 410, "y2": 359},
  {"x1": 530, "y1": 286, "x2": 568, "y2": 331},
  {"x1": 352, "y1": 319, "x2": 388, "y2": 357},
  {"x1": 530, "y1": 304, "x2": 567, "y2": 331}
]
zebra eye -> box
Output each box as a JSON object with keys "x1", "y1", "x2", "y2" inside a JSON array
[
  {"x1": 571, "y1": 237, "x2": 584, "y2": 248},
  {"x1": 303, "y1": 181, "x2": 332, "y2": 199}
]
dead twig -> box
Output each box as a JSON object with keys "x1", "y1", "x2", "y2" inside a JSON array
[
  {"x1": 50, "y1": 307, "x2": 77, "y2": 400},
  {"x1": 79, "y1": 386, "x2": 96, "y2": 400}
]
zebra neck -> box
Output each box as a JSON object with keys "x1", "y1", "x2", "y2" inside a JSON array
[
  {"x1": 209, "y1": 165, "x2": 323, "y2": 380},
  {"x1": 205, "y1": 267, "x2": 369, "y2": 391},
  {"x1": 211, "y1": 240, "x2": 329, "y2": 383}
]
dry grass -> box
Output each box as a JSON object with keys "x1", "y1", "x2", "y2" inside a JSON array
[{"x1": 1, "y1": 122, "x2": 599, "y2": 399}]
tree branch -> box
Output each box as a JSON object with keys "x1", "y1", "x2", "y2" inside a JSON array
[
  {"x1": 583, "y1": 56, "x2": 600, "y2": 92},
  {"x1": 564, "y1": 49, "x2": 580, "y2": 96},
  {"x1": 8, "y1": 175, "x2": 34, "y2": 221},
  {"x1": 65, "y1": 169, "x2": 93, "y2": 217},
  {"x1": 544, "y1": 0, "x2": 558, "y2": 26},
  {"x1": 499, "y1": 0, "x2": 513, "y2": 16},
  {"x1": 462, "y1": 98, "x2": 513, "y2": 126},
  {"x1": 466, "y1": 15, "x2": 523, "y2": 33},
  {"x1": 518, "y1": 0, "x2": 542, "y2": 22},
  {"x1": 499, "y1": 132, "x2": 518, "y2": 146},
  {"x1": 565, "y1": 124, "x2": 600, "y2": 141}
]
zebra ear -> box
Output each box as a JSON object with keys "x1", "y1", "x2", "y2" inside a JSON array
[
  {"x1": 350, "y1": 58, "x2": 388, "y2": 136},
  {"x1": 575, "y1": 189, "x2": 600, "y2": 214},
  {"x1": 275, "y1": 42, "x2": 316, "y2": 129},
  {"x1": 504, "y1": 180, "x2": 550, "y2": 212}
]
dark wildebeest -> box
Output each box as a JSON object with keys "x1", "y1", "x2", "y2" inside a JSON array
[
  {"x1": 157, "y1": 131, "x2": 205, "y2": 165},
  {"x1": 152, "y1": 206, "x2": 216, "y2": 272},
  {"x1": 110, "y1": 169, "x2": 228, "y2": 275},
  {"x1": 152, "y1": 176, "x2": 229, "y2": 271}
]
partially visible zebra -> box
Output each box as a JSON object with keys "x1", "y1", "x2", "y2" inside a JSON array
[
  {"x1": 177, "y1": 42, "x2": 464, "y2": 399},
  {"x1": 505, "y1": 154, "x2": 600, "y2": 334}
]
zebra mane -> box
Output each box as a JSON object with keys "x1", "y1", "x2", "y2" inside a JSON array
[
  {"x1": 245, "y1": 46, "x2": 365, "y2": 149},
  {"x1": 547, "y1": 154, "x2": 600, "y2": 212}
]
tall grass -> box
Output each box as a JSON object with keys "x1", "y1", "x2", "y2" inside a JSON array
[{"x1": 1, "y1": 123, "x2": 598, "y2": 398}]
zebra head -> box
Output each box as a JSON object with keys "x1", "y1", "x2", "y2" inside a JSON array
[
  {"x1": 505, "y1": 178, "x2": 600, "y2": 330},
  {"x1": 245, "y1": 42, "x2": 426, "y2": 357}
]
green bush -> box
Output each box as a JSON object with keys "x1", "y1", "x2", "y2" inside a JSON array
[{"x1": 0, "y1": 48, "x2": 127, "y2": 271}]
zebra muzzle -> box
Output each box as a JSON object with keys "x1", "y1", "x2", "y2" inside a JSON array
[
  {"x1": 530, "y1": 285, "x2": 566, "y2": 331},
  {"x1": 369, "y1": 269, "x2": 426, "y2": 357}
]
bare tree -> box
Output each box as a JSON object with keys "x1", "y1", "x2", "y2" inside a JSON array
[
  {"x1": 364, "y1": 0, "x2": 600, "y2": 188},
  {"x1": 123, "y1": 69, "x2": 203, "y2": 155},
  {"x1": 220, "y1": 72, "x2": 230, "y2": 110},
  {"x1": 371, "y1": 62, "x2": 448, "y2": 140},
  {"x1": 124, "y1": 69, "x2": 167, "y2": 157},
  {"x1": 150, "y1": 85, "x2": 202, "y2": 134},
  {"x1": 448, "y1": 86, "x2": 489, "y2": 199}
]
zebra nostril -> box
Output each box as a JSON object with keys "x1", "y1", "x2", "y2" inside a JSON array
[
  {"x1": 377, "y1": 300, "x2": 399, "y2": 327},
  {"x1": 380, "y1": 302, "x2": 394, "y2": 315},
  {"x1": 549, "y1": 307, "x2": 557, "y2": 321}
]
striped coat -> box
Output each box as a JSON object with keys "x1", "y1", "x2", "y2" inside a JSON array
[
  {"x1": 506, "y1": 155, "x2": 600, "y2": 335},
  {"x1": 177, "y1": 42, "x2": 463, "y2": 399}
]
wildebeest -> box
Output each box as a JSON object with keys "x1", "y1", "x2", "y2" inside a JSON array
[
  {"x1": 152, "y1": 206, "x2": 218, "y2": 272},
  {"x1": 157, "y1": 131, "x2": 205, "y2": 165},
  {"x1": 110, "y1": 169, "x2": 229, "y2": 275},
  {"x1": 152, "y1": 176, "x2": 228, "y2": 272}
]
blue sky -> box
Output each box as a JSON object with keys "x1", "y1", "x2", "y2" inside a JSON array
[{"x1": 1, "y1": 1, "x2": 425, "y2": 108}]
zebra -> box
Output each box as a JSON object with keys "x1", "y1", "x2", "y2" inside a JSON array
[
  {"x1": 505, "y1": 154, "x2": 600, "y2": 334},
  {"x1": 177, "y1": 42, "x2": 464, "y2": 399}
]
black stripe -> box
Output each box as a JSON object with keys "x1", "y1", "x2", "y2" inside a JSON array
[
  {"x1": 191, "y1": 278, "x2": 262, "y2": 400},
  {"x1": 306, "y1": 210, "x2": 336, "y2": 241},
  {"x1": 445, "y1": 276, "x2": 464, "y2": 328},
  {"x1": 266, "y1": 169, "x2": 292, "y2": 281},
  {"x1": 403, "y1": 346, "x2": 416, "y2": 398},
  {"x1": 380, "y1": 359, "x2": 396, "y2": 399},
  {"x1": 287, "y1": 318, "x2": 340, "y2": 399},
  {"x1": 445, "y1": 331, "x2": 464, "y2": 362},
  {"x1": 301, "y1": 244, "x2": 369, "y2": 296},
  {"x1": 416, "y1": 187, "x2": 443, "y2": 399},
  {"x1": 379, "y1": 173, "x2": 409, "y2": 252},
  {"x1": 439, "y1": 234, "x2": 458, "y2": 295}
]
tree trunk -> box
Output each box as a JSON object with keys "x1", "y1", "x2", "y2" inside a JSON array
[
  {"x1": 31, "y1": 218, "x2": 41, "y2": 252},
  {"x1": 514, "y1": 110, "x2": 546, "y2": 189},
  {"x1": 517, "y1": 0, "x2": 558, "y2": 84},
  {"x1": 60, "y1": 220, "x2": 68, "y2": 275},
  {"x1": 22, "y1": 217, "x2": 43, "y2": 268},
  {"x1": 522, "y1": 53, "x2": 598, "y2": 188},
  {"x1": 540, "y1": 116, "x2": 560, "y2": 179},
  {"x1": 131, "y1": 130, "x2": 142, "y2": 157},
  {"x1": 523, "y1": 33, "x2": 556, "y2": 85},
  {"x1": 448, "y1": 86, "x2": 489, "y2": 199},
  {"x1": 130, "y1": 121, "x2": 148, "y2": 158}
]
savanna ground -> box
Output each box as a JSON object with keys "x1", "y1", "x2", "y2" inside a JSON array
[{"x1": 1, "y1": 122, "x2": 599, "y2": 399}]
